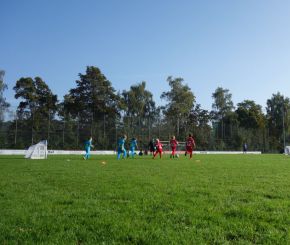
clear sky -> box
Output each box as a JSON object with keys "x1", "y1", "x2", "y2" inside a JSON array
[{"x1": 1, "y1": 0, "x2": 290, "y2": 111}]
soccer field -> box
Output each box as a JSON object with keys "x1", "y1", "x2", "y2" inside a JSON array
[{"x1": 0, "y1": 154, "x2": 290, "y2": 244}]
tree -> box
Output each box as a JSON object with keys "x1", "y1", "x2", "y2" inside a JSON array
[
  {"x1": 0, "y1": 70, "x2": 10, "y2": 121},
  {"x1": 211, "y1": 87, "x2": 234, "y2": 141},
  {"x1": 188, "y1": 104, "x2": 212, "y2": 150},
  {"x1": 161, "y1": 76, "x2": 195, "y2": 137},
  {"x1": 64, "y1": 66, "x2": 120, "y2": 149},
  {"x1": 13, "y1": 77, "x2": 58, "y2": 145},
  {"x1": 266, "y1": 93, "x2": 290, "y2": 151},
  {"x1": 236, "y1": 100, "x2": 265, "y2": 129},
  {"x1": 212, "y1": 87, "x2": 234, "y2": 118},
  {"x1": 121, "y1": 81, "x2": 156, "y2": 144}
]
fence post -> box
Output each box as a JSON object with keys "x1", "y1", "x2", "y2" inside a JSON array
[
  {"x1": 77, "y1": 112, "x2": 80, "y2": 148},
  {"x1": 14, "y1": 112, "x2": 18, "y2": 145},
  {"x1": 62, "y1": 116, "x2": 65, "y2": 148}
]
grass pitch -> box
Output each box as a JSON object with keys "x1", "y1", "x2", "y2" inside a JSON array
[{"x1": 0, "y1": 154, "x2": 290, "y2": 244}]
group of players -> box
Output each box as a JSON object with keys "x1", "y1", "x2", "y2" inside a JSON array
[
  {"x1": 83, "y1": 134, "x2": 196, "y2": 160},
  {"x1": 147, "y1": 134, "x2": 196, "y2": 159}
]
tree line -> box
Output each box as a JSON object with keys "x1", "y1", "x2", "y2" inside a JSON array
[{"x1": 0, "y1": 66, "x2": 289, "y2": 152}]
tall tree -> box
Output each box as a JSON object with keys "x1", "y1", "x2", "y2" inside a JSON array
[
  {"x1": 212, "y1": 87, "x2": 234, "y2": 117},
  {"x1": 122, "y1": 81, "x2": 155, "y2": 118},
  {"x1": 266, "y1": 92, "x2": 290, "y2": 151},
  {"x1": 0, "y1": 70, "x2": 10, "y2": 121},
  {"x1": 64, "y1": 66, "x2": 120, "y2": 148},
  {"x1": 121, "y1": 81, "x2": 156, "y2": 143},
  {"x1": 211, "y1": 87, "x2": 234, "y2": 141},
  {"x1": 13, "y1": 77, "x2": 58, "y2": 145},
  {"x1": 236, "y1": 100, "x2": 265, "y2": 129},
  {"x1": 14, "y1": 77, "x2": 57, "y2": 118},
  {"x1": 234, "y1": 100, "x2": 266, "y2": 151},
  {"x1": 161, "y1": 76, "x2": 195, "y2": 137}
]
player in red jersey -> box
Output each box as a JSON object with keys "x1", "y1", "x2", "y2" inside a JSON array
[
  {"x1": 185, "y1": 134, "x2": 196, "y2": 159},
  {"x1": 153, "y1": 138, "x2": 163, "y2": 159},
  {"x1": 170, "y1": 136, "x2": 178, "y2": 158}
]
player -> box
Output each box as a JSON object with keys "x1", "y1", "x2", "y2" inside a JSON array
[
  {"x1": 129, "y1": 137, "x2": 138, "y2": 158},
  {"x1": 170, "y1": 136, "x2": 179, "y2": 158},
  {"x1": 83, "y1": 136, "x2": 94, "y2": 160},
  {"x1": 148, "y1": 138, "x2": 156, "y2": 155},
  {"x1": 138, "y1": 149, "x2": 144, "y2": 156},
  {"x1": 153, "y1": 138, "x2": 163, "y2": 159},
  {"x1": 117, "y1": 135, "x2": 127, "y2": 160},
  {"x1": 243, "y1": 143, "x2": 248, "y2": 154},
  {"x1": 185, "y1": 134, "x2": 196, "y2": 159}
]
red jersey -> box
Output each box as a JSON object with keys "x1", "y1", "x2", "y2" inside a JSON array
[
  {"x1": 155, "y1": 141, "x2": 163, "y2": 151},
  {"x1": 170, "y1": 139, "x2": 178, "y2": 148},
  {"x1": 186, "y1": 137, "x2": 195, "y2": 148}
]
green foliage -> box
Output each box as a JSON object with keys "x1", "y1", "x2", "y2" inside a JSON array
[
  {"x1": 122, "y1": 81, "x2": 155, "y2": 118},
  {"x1": 121, "y1": 81, "x2": 156, "y2": 142},
  {"x1": 266, "y1": 93, "x2": 289, "y2": 133},
  {"x1": 188, "y1": 104, "x2": 212, "y2": 149},
  {"x1": 2, "y1": 68, "x2": 290, "y2": 152},
  {"x1": 64, "y1": 66, "x2": 119, "y2": 121},
  {"x1": 13, "y1": 77, "x2": 58, "y2": 119},
  {"x1": 236, "y1": 100, "x2": 265, "y2": 129},
  {"x1": 1, "y1": 154, "x2": 290, "y2": 244},
  {"x1": 161, "y1": 76, "x2": 195, "y2": 138},
  {"x1": 11, "y1": 77, "x2": 58, "y2": 146},
  {"x1": 64, "y1": 66, "x2": 120, "y2": 149},
  {"x1": 212, "y1": 87, "x2": 234, "y2": 118}
]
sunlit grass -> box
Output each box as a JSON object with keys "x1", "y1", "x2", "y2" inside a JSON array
[{"x1": 1, "y1": 154, "x2": 290, "y2": 244}]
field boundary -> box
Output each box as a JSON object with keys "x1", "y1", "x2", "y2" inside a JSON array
[{"x1": 0, "y1": 149, "x2": 261, "y2": 155}]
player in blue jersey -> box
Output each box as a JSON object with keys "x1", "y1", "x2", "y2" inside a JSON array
[
  {"x1": 129, "y1": 137, "x2": 138, "y2": 158},
  {"x1": 117, "y1": 135, "x2": 127, "y2": 159},
  {"x1": 83, "y1": 137, "x2": 94, "y2": 160}
]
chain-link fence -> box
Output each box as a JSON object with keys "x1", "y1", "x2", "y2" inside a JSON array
[{"x1": 0, "y1": 107, "x2": 289, "y2": 152}]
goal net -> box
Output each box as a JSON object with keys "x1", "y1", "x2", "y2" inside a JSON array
[
  {"x1": 285, "y1": 146, "x2": 290, "y2": 155},
  {"x1": 160, "y1": 141, "x2": 186, "y2": 153},
  {"x1": 25, "y1": 140, "x2": 48, "y2": 159}
]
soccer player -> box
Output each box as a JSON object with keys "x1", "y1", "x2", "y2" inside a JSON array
[
  {"x1": 185, "y1": 134, "x2": 196, "y2": 159},
  {"x1": 138, "y1": 149, "x2": 144, "y2": 156},
  {"x1": 117, "y1": 135, "x2": 127, "y2": 160},
  {"x1": 129, "y1": 137, "x2": 138, "y2": 158},
  {"x1": 83, "y1": 136, "x2": 94, "y2": 160},
  {"x1": 148, "y1": 138, "x2": 156, "y2": 155},
  {"x1": 243, "y1": 142, "x2": 248, "y2": 154},
  {"x1": 153, "y1": 138, "x2": 163, "y2": 159},
  {"x1": 170, "y1": 136, "x2": 179, "y2": 158}
]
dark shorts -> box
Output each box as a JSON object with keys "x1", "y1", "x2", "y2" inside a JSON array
[{"x1": 186, "y1": 146, "x2": 193, "y2": 152}]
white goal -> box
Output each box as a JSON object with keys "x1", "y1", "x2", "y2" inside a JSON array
[
  {"x1": 285, "y1": 146, "x2": 290, "y2": 155},
  {"x1": 160, "y1": 141, "x2": 186, "y2": 153},
  {"x1": 25, "y1": 140, "x2": 48, "y2": 159}
]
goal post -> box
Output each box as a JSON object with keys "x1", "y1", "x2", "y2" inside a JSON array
[{"x1": 25, "y1": 140, "x2": 48, "y2": 159}]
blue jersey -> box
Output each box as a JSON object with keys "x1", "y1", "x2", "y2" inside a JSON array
[
  {"x1": 130, "y1": 139, "x2": 137, "y2": 148},
  {"x1": 118, "y1": 138, "x2": 125, "y2": 150},
  {"x1": 84, "y1": 139, "x2": 92, "y2": 149}
]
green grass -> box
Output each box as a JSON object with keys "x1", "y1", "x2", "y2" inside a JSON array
[{"x1": 1, "y1": 154, "x2": 290, "y2": 244}]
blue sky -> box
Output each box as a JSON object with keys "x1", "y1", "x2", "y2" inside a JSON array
[{"x1": 1, "y1": 0, "x2": 290, "y2": 111}]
